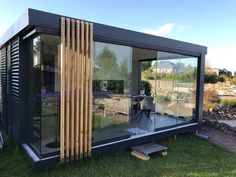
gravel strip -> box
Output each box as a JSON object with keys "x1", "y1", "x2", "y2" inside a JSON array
[{"x1": 199, "y1": 125, "x2": 236, "y2": 153}]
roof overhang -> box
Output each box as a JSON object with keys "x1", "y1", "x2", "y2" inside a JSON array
[
  {"x1": 0, "y1": 10, "x2": 29, "y2": 47},
  {"x1": 0, "y1": 8, "x2": 207, "y2": 56}
]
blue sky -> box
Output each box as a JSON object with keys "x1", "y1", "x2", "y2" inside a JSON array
[{"x1": 0, "y1": 0, "x2": 236, "y2": 72}]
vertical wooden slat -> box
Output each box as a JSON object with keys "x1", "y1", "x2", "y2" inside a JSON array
[
  {"x1": 65, "y1": 18, "x2": 71, "y2": 161},
  {"x1": 79, "y1": 21, "x2": 85, "y2": 157},
  {"x1": 83, "y1": 22, "x2": 89, "y2": 156},
  {"x1": 75, "y1": 20, "x2": 80, "y2": 159},
  {"x1": 70, "y1": 19, "x2": 75, "y2": 159},
  {"x1": 60, "y1": 17, "x2": 93, "y2": 162},
  {"x1": 60, "y1": 17, "x2": 65, "y2": 162},
  {"x1": 88, "y1": 23, "x2": 93, "y2": 156}
]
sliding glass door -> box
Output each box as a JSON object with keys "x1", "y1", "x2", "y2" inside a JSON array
[
  {"x1": 140, "y1": 51, "x2": 198, "y2": 131},
  {"x1": 92, "y1": 41, "x2": 132, "y2": 145}
]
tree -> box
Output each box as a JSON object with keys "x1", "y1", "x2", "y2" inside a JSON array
[
  {"x1": 119, "y1": 59, "x2": 131, "y2": 90},
  {"x1": 94, "y1": 47, "x2": 119, "y2": 80},
  {"x1": 141, "y1": 61, "x2": 152, "y2": 71},
  {"x1": 119, "y1": 59, "x2": 129, "y2": 79}
]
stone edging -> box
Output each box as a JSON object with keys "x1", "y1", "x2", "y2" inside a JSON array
[{"x1": 203, "y1": 118, "x2": 236, "y2": 135}]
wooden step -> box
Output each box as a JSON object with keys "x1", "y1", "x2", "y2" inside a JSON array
[
  {"x1": 131, "y1": 150, "x2": 150, "y2": 161},
  {"x1": 131, "y1": 142, "x2": 168, "y2": 160},
  {"x1": 132, "y1": 142, "x2": 168, "y2": 156}
]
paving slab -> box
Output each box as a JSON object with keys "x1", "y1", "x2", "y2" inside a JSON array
[{"x1": 218, "y1": 120, "x2": 236, "y2": 127}]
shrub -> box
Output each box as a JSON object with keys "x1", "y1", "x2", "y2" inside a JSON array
[
  {"x1": 204, "y1": 73, "x2": 225, "y2": 84},
  {"x1": 142, "y1": 70, "x2": 155, "y2": 80},
  {"x1": 203, "y1": 88, "x2": 220, "y2": 109},
  {"x1": 221, "y1": 98, "x2": 236, "y2": 108},
  {"x1": 141, "y1": 80, "x2": 152, "y2": 96},
  {"x1": 230, "y1": 77, "x2": 236, "y2": 85}
]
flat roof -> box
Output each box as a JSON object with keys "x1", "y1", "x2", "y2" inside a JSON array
[{"x1": 0, "y1": 9, "x2": 207, "y2": 56}]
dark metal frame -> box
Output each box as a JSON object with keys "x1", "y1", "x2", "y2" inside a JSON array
[{"x1": 0, "y1": 9, "x2": 206, "y2": 170}]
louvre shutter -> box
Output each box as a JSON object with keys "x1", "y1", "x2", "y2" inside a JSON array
[
  {"x1": 10, "y1": 38, "x2": 20, "y2": 140},
  {"x1": 0, "y1": 47, "x2": 7, "y2": 130}
]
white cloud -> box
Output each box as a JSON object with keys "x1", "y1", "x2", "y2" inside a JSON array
[
  {"x1": 176, "y1": 25, "x2": 191, "y2": 34},
  {"x1": 207, "y1": 43, "x2": 236, "y2": 73},
  {"x1": 142, "y1": 23, "x2": 175, "y2": 36}
]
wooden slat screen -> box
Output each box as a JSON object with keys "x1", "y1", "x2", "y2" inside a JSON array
[{"x1": 60, "y1": 17, "x2": 93, "y2": 162}]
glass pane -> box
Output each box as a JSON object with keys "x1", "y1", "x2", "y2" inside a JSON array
[
  {"x1": 40, "y1": 34, "x2": 60, "y2": 155},
  {"x1": 154, "y1": 56, "x2": 179, "y2": 129},
  {"x1": 28, "y1": 34, "x2": 60, "y2": 157},
  {"x1": 30, "y1": 36, "x2": 41, "y2": 153},
  {"x1": 177, "y1": 55, "x2": 197, "y2": 122},
  {"x1": 92, "y1": 42, "x2": 132, "y2": 145},
  {"x1": 134, "y1": 47, "x2": 157, "y2": 134},
  {"x1": 154, "y1": 51, "x2": 198, "y2": 130}
]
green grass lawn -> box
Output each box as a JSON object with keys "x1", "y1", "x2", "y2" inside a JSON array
[{"x1": 1, "y1": 134, "x2": 236, "y2": 177}]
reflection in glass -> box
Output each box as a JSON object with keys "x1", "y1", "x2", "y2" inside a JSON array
[
  {"x1": 154, "y1": 52, "x2": 197, "y2": 129},
  {"x1": 30, "y1": 36, "x2": 41, "y2": 152},
  {"x1": 40, "y1": 35, "x2": 60, "y2": 155},
  {"x1": 92, "y1": 42, "x2": 132, "y2": 145},
  {"x1": 29, "y1": 36, "x2": 199, "y2": 151},
  {"x1": 140, "y1": 51, "x2": 197, "y2": 131},
  {"x1": 29, "y1": 35, "x2": 60, "y2": 156}
]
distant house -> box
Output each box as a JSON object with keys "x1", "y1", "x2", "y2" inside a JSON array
[
  {"x1": 151, "y1": 61, "x2": 191, "y2": 73},
  {"x1": 212, "y1": 68, "x2": 232, "y2": 77},
  {"x1": 211, "y1": 68, "x2": 220, "y2": 76},
  {"x1": 151, "y1": 61, "x2": 176, "y2": 73}
]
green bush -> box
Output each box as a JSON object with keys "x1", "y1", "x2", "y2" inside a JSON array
[
  {"x1": 204, "y1": 73, "x2": 225, "y2": 83},
  {"x1": 142, "y1": 70, "x2": 155, "y2": 80},
  {"x1": 221, "y1": 98, "x2": 236, "y2": 108},
  {"x1": 141, "y1": 80, "x2": 152, "y2": 96}
]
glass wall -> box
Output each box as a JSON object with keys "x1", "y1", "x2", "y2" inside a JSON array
[
  {"x1": 27, "y1": 35, "x2": 198, "y2": 152},
  {"x1": 92, "y1": 42, "x2": 133, "y2": 145},
  {"x1": 28, "y1": 34, "x2": 60, "y2": 156},
  {"x1": 92, "y1": 44, "x2": 198, "y2": 145},
  {"x1": 140, "y1": 51, "x2": 198, "y2": 130},
  {"x1": 29, "y1": 36, "x2": 41, "y2": 151}
]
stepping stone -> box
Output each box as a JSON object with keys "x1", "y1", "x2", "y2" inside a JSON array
[{"x1": 131, "y1": 142, "x2": 168, "y2": 160}]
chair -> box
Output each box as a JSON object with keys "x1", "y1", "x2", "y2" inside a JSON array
[{"x1": 136, "y1": 96, "x2": 154, "y2": 121}]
